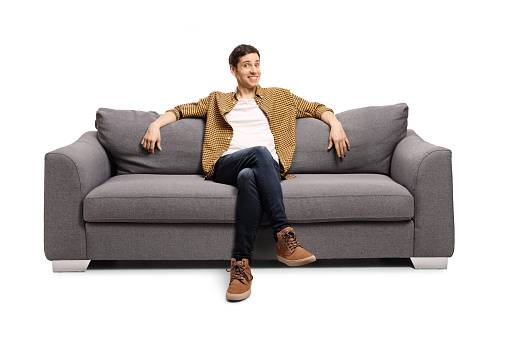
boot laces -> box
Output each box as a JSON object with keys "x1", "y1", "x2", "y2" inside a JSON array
[
  {"x1": 281, "y1": 229, "x2": 302, "y2": 252},
  {"x1": 226, "y1": 261, "x2": 253, "y2": 284}
]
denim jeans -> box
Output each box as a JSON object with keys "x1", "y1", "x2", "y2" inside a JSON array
[{"x1": 213, "y1": 146, "x2": 289, "y2": 261}]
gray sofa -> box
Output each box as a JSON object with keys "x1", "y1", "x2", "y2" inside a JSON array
[{"x1": 44, "y1": 103, "x2": 454, "y2": 272}]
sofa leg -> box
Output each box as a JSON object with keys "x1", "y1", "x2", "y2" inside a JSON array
[
  {"x1": 52, "y1": 260, "x2": 91, "y2": 272},
  {"x1": 411, "y1": 257, "x2": 448, "y2": 269}
]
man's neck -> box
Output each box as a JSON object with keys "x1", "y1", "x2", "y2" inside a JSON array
[{"x1": 236, "y1": 86, "x2": 257, "y2": 100}]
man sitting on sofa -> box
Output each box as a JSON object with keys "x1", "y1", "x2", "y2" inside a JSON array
[{"x1": 141, "y1": 44, "x2": 350, "y2": 301}]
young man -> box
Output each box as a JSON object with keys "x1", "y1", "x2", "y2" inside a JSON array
[{"x1": 141, "y1": 44, "x2": 350, "y2": 301}]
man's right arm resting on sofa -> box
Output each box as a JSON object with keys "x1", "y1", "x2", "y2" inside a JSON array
[
  {"x1": 141, "y1": 109, "x2": 177, "y2": 154},
  {"x1": 141, "y1": 96, "x2": 210, "y2": 154}
]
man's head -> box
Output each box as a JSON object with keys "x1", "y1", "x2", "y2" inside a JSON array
[
  {"x1": 229, "y1": 44, "x2": 261, "y2": 90},
  {"x1": 229, "y1": 44, "x2": 260, "y2": 70}
]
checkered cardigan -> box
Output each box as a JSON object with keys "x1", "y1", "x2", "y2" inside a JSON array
[{"x1": 168, "y1": 86, "x2": 333, "y2": 179}]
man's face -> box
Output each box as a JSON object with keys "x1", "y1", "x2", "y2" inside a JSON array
[{"x1": 230, "y1": 53, "x2": 261, "y2": 90}]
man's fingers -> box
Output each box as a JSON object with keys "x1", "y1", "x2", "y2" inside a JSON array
[
  {"x1": 334, "y1": 141, "x2": 341, "y2": 157},
  {"x1": 334, "y1": 140, "x2": 348, "y2": 158},
  {"x1": 328, "y1": 137, "x2": 333, "y2": 150},
  {"x1": 149, "y1": 140, "x2": 155, "y2": 154},
  {"x1": 141, "y1": 137, "x2": 162, "y2": 154}
]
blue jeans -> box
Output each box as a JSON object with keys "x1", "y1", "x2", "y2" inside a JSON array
[{"x1": 213, "y1": 146, "x2": 289, "y2": 261}]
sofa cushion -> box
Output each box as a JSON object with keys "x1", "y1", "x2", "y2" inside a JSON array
[
  {"x1": 96, "y1": 108, "x2": 204, "y2": 175},
  {"x1": 96, "y1": 103, "x2": 407, "y2": 176},
  {"x1": 83, "y1": 174, "x2": 413, "y2": 223},
  {"x1": 290, "y1": 103, "x2": 408, "y2": 175},
  {"x1": 281, "y1": 174, "x2": 414, "y2": 222}
]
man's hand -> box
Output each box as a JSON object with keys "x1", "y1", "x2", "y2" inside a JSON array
[
  {"x1": 321, "y1": 110, "x2": 350, "y2": 157},
  {"x1": 140, "y1": 110, "x2": 177, "y2": 154},
  {"x1": 328, "y1": 123, "x2": 350, "y2": 158},
  {"x1": 141, "y1": 123, "x2": 162, "y2": 154}
]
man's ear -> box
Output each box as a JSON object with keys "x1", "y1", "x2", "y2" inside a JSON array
[{"x1": 230, "y1": 65, "x2": 237, "y2": 76}]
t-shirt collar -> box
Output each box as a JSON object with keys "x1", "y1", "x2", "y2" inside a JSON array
[{"x1": 234, "y1": 85, "x2": 264, "y2": 100}]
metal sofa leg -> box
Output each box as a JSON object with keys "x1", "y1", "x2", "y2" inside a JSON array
[
  {"x1": 52, "y1": 260, "x2": 91, "y2": 272},
  {"x1": 411, "y1": 257, "x2": 448, "y2": 269}
]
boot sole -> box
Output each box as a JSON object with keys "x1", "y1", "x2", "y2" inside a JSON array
[
  {"x1": 277, "y1": 255, "x2": 316, "y2": 267},
  {"x1": 226, "y1": 288, "x2": 251, "y2": 301}
]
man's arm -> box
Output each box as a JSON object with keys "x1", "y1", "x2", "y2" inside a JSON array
[
  {"x1": 141, "y1": 110, "x2": 177, "y2": 154},
  {"x1": 289, "y1": 91, "x2": 350, "y2": 158},
  {"x1": 141, "y1": 95, "x2": 211, "y2": 154},
  {"x1": 320, "y1": 111, "x2": 350, "y2": 158}
]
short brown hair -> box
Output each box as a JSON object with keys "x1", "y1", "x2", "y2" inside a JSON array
[{"x1": 229, "y1": 44, "x2": 260, "y2": 70}]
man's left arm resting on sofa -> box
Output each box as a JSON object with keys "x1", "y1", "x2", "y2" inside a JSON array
[
  {"x1": 290, "y1": 93, "x2": 350, "y2": 158},
  {"x1": 320, "y1": 110, "x2": 350, "y2": 158}
]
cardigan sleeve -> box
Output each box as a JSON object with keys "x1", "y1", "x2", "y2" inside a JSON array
[
  {"x1": 167, "y1": 94, "x2": 212, "y2": 120},
  {"x1": 290, "y1": 92, "x2": 333, "y2": 120}
]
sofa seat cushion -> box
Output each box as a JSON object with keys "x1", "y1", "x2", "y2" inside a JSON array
[
  {"x1": 84, "y1": 175, "x2": 236, "y2": 223},
  {"x1": 83, "y1": 174, "x2": 414, "y2": 223},
  {"x1": 281, "y1": 174, "x2": 413, "y2": 222}
]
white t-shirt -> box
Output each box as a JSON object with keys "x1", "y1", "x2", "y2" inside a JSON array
[{"x1": 222, "y1": 99, "x2": 279, "y2": 163}]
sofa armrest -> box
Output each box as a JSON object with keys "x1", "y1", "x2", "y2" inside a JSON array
[
  {"x1": 390, "y1": 129, "x2": 454, "y2": 257},
  {"x1": 44, "y1": 131, "x2": 112, "y2": 260}
]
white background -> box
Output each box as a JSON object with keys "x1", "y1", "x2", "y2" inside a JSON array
[{"x1": 1, "y1": 0, "x2": 508, "y2": 337}]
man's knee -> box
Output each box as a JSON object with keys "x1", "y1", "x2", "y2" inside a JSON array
[
  {"x1": 237, "y1": 168, "x2": 256, "y2": 187},
  {"x1": 249, "y1": 146, "x2": 272, "y2": 162}
]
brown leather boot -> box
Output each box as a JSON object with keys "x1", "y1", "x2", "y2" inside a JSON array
[
  {"x1": 226, "y1": 258, "x2": 253, "y2": 301},
  {"x1": 276, "y1": 226, "x2": 316, "y2": 266}
]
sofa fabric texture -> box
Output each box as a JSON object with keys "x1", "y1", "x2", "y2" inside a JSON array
[
  {"x1": 84, "y1": 173, "x2": 414, "y2": 224},
  {"x1": 44, "y1": 102, "x2": 455, "y2": 263},
  {"x1": 391, "y1": 130, "x2": 454, "y2": 257},
  {"x1": 96, "y1": 108, "x2": 204, "y2": 175},
  {"x1": 290, "y1": 103, "x2": 408, "y2": 175},
  {"x1": 44, "y1": 131, "x2": 111, "y2": 260},
  {"x1": 96, "y1": 103, "x2": 408, "y2": 177},
  {"x1": 85, "y1": 221, "x2": 415, "y2": 260}
]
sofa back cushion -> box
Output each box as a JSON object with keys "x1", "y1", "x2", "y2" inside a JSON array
[
  {"x1": 289, "y1": 103, "x2": 408, "y2": 175},
  {"x1": 96, "y1": 103, "x2": 408, "y2": 176},
  {"x1": 96, "y1": 108, "x2": 204, "y2": 175}
]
